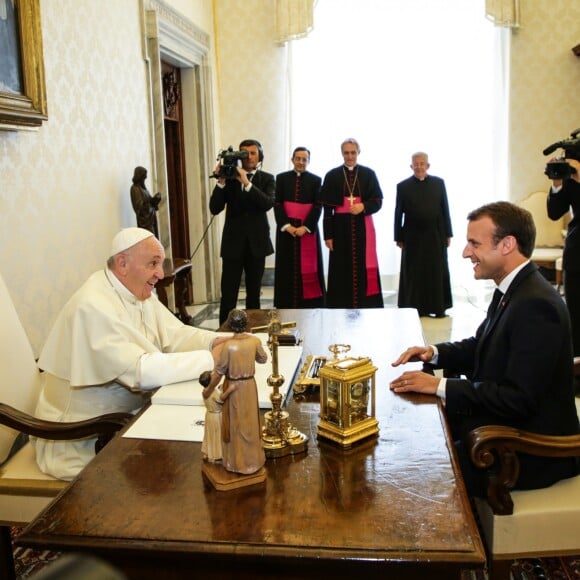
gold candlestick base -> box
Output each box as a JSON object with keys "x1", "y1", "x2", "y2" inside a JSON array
[
  {"x1": 262, "y1": 339, "x2": 308, "y2": 458},
  {"x1": 262, "y1": 402, "x2": 309, "y2": 458}
]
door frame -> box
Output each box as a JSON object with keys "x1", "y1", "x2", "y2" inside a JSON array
[{"x1": 142, "y1": 0, "x2": 220, "y2": 306}]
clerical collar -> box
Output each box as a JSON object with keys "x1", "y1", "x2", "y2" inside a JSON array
[
  {"x1": 344, "y1": 165, "x2": 357, "y2": 171},
  {"x1": 105, "y1": 268, "x2": 141, "y2": 304},
  {"x1": 295, "y1": 171, "x2": 302, "y2": 176}
]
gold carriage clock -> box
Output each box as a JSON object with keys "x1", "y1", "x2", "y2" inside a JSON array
[{"x1": 317, "y1": 344, "x2": 379, "y2": 448}]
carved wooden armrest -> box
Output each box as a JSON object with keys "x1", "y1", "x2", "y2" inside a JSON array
[
  {"x1": 0, "y1": 403, "x2": 133, "y2": 453},
  {"x1": 467, "y1": 425, "x2": 580, "y2": 515}
]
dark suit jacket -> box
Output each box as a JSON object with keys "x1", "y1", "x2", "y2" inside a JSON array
[
  {"x1": 436, "y1": 262, "x2": 579, "y2": 488},
  {"x1": 548, "y1": 178, "x2": 580, "y2": 272},
  {"x1": 209, "y1": 170, "x2": 275, "y2": 260}
]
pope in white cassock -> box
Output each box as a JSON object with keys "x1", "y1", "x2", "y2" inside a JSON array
[{"x1": 32, "y1": 228, "x2": 231, "y2": 480}]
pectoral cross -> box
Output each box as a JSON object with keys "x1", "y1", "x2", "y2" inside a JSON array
[{"x1": 343, "y1": 167, "x2": 358, "y2": 208}]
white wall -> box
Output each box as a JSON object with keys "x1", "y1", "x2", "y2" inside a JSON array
[
  {"x1": 0, "y1": 0, "x2": 217, "y2": 354},
  {"x1": 1, "y1": 0, "x2": 578, "y2": 355}
]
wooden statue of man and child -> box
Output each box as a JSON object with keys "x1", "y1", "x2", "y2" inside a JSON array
[{"x1": 199, "y1": 309, "x2": 268, "y2": 490}]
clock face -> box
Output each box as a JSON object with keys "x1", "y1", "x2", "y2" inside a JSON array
[{"x1": 349, "y1": 379, "x2": 370, "y2": 425}]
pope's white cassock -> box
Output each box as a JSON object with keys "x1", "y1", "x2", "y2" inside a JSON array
[{"x1": 32, "y1": 267, "x2": 221, "y2": 480}]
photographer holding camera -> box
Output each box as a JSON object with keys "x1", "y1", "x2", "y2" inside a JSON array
[
  {"x1": 545, "y1": 131, "x2": 580, "y2": 363},
  {"x1": 210, "y1": 139, "x2": 275, "y2": 325}
]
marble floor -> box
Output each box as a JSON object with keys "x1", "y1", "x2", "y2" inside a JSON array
[{"x1": 186, "y1": 281, "x2": 497, "y2": 346}]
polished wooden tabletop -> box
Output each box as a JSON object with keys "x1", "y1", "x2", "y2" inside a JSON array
[{"x1": 19, "y1": 308, "x2": 485, "y2": 579}]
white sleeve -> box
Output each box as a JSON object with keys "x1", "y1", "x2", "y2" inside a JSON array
[{"x1": 120, "y1": 350, "x2": 215, "y2": 391}]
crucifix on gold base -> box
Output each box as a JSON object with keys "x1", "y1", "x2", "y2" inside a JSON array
[{"x1": 260, "y1": 312, "x2": 308, "y2": 458}]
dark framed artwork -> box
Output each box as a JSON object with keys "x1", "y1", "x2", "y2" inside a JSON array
[{"x1": 0, "y1": 0, "x2": 47, "y2": 130}]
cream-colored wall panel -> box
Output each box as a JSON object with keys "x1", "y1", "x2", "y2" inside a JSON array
[
  {"x1": 0, "y1": 0, "x2": 152, "y2": 354},
  {"x1": 214, "y1": 0, "x2": 289, "y2": 268},
  {"x1": 214, "y1": 0, "x2": 288, "y2": 176},
  {"x1": 0, "y1": 0, "x2": 577, "y2": 357},
  {"x1": 509, "y1": 0, "x2": 580, "y2": 201},
  {"x1": 166, "y1": 0, "x2": 213, "y2": 31}
]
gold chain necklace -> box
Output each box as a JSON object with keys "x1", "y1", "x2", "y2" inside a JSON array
[{"x1": 342, "y1": 167, "x2": 358, "y2": 206}]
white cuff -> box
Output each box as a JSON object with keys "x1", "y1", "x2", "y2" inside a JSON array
[{"x1": 135, "y1": 351, "x2": 214, "y2": 390}]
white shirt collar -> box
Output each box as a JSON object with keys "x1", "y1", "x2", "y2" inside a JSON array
[{"x1": 497, "y1": 260, "x2": 530, "y2": 294}]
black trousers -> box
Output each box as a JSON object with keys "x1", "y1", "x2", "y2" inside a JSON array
[{"x1": 219, "y1": 250, "x2": 265, "y2": 325}]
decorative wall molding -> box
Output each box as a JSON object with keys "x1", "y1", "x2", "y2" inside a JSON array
[
  {"x1": 142, "y1": 0, "x2": 218, "y2": 305},
  {"x1": 146, "y1": 0, "x2": 209, "y2": 64}
]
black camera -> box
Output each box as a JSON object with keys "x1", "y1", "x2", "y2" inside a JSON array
[
  {"x1": 543, "y1": 128, "x2": 580, "y2": 180},
  {"x1": 213, "y1": 146, "x2": 249, "y2": 179}
]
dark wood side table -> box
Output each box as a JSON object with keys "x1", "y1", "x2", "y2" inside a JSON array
[{"x1": 156, "y1": 257, "x2": 193, "y2": 324}]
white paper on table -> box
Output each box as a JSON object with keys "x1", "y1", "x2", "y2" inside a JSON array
[
  {"x1": 123, "y1": 404, "x2": 206, "y2": 442},
  {"x1": 151, "y1": 336, "x2": 303, "y2": 409}
]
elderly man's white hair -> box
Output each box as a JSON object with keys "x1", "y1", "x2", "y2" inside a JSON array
[
  {"x1": 411, "y1": 151, "x2": 429, "y2": 162},
  {"x1": 341, "y1": 138, "x2": 361, "y2": 153}
]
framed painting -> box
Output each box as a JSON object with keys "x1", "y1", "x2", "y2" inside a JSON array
[{"x1": 0, "y1": 0, "x2": 47, "y2": 130}]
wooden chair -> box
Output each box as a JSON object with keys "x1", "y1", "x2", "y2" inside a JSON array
[
  {"x1": 467, "y1": 399, "x2": 580, "y2": 580},
  {"x1": 0, "y1": 273, "x2": 132, "y2": 580}
]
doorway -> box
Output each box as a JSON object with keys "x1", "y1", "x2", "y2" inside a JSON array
[
  {"x1": 162, "y1": 61, "x2": 192, "y2": 305},
  {"x1": 144, "y1": 1, "x2": 220, "y2": 308}
]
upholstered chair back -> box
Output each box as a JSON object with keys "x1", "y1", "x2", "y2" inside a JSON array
[{"x1": 0, "y1": 273, "x2": 43, "y2": 463}]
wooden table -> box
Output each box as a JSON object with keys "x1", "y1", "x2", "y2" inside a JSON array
[{"x1": 19, "y1": 309, "x2": 485, "y2": 579}]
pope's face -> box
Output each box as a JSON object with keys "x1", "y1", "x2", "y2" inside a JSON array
[
  {"x1": 462, "y1": 216, "x2": 506, "y2": 285},
  {"x1": 121, "y1": 237, "x2": 165, "y2": 300},
  {"x1": 341, "y1": 143, "x2": 359, "y2": 167},
  {"x1": 241, "y1": 145, "x2": 260, "y2": 171},
  {"x1": 411, "y1": 156, "x2": 429, "y2": 180}
]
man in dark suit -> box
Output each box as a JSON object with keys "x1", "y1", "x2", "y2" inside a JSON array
[
  {"x1": 547, "y1": 158, "x2": 580, "y2": 360},
  {"x1": 274, "y1": 147, "x2": 325, "y2": 308},
  {"x1": 210, "y1": 139, "x2": 275, "y2": 325},
  {"x1": 390, "y1": 201, "x2": 579, "y2": 496}
]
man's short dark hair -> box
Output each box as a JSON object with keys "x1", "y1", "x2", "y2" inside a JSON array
[
  {"x1": 239, "y1": 139, "x2": 264, "y2": 162},
  {"x1": 292, "y1": 146, "x2": 310, "y2": 159},
  {"x1": 467, "y1": 201, "x2": 536, "y2": 258}
]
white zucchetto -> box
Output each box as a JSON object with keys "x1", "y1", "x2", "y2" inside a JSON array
[{"x1": 110, "y1": 227, "x2": 155, "y2": 258}]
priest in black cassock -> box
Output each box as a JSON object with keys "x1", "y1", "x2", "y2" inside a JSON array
[
  {"x1": 274, "y1": 147, "x2": 326, "y2": 308},
  {"x1": 320, "y1": 138, "x2": 384, "y2": 309},
  {"x1": 394, "y1": 152, "x2": 453, "y2": 317}
]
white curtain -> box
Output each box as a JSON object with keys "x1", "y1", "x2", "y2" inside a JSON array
[
  {"x1": 287, "y1": 0, "x2": 510, "y2": 296},
  {"x1": 276, "y1": 0, "x2": 315, "y2": 43}
]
